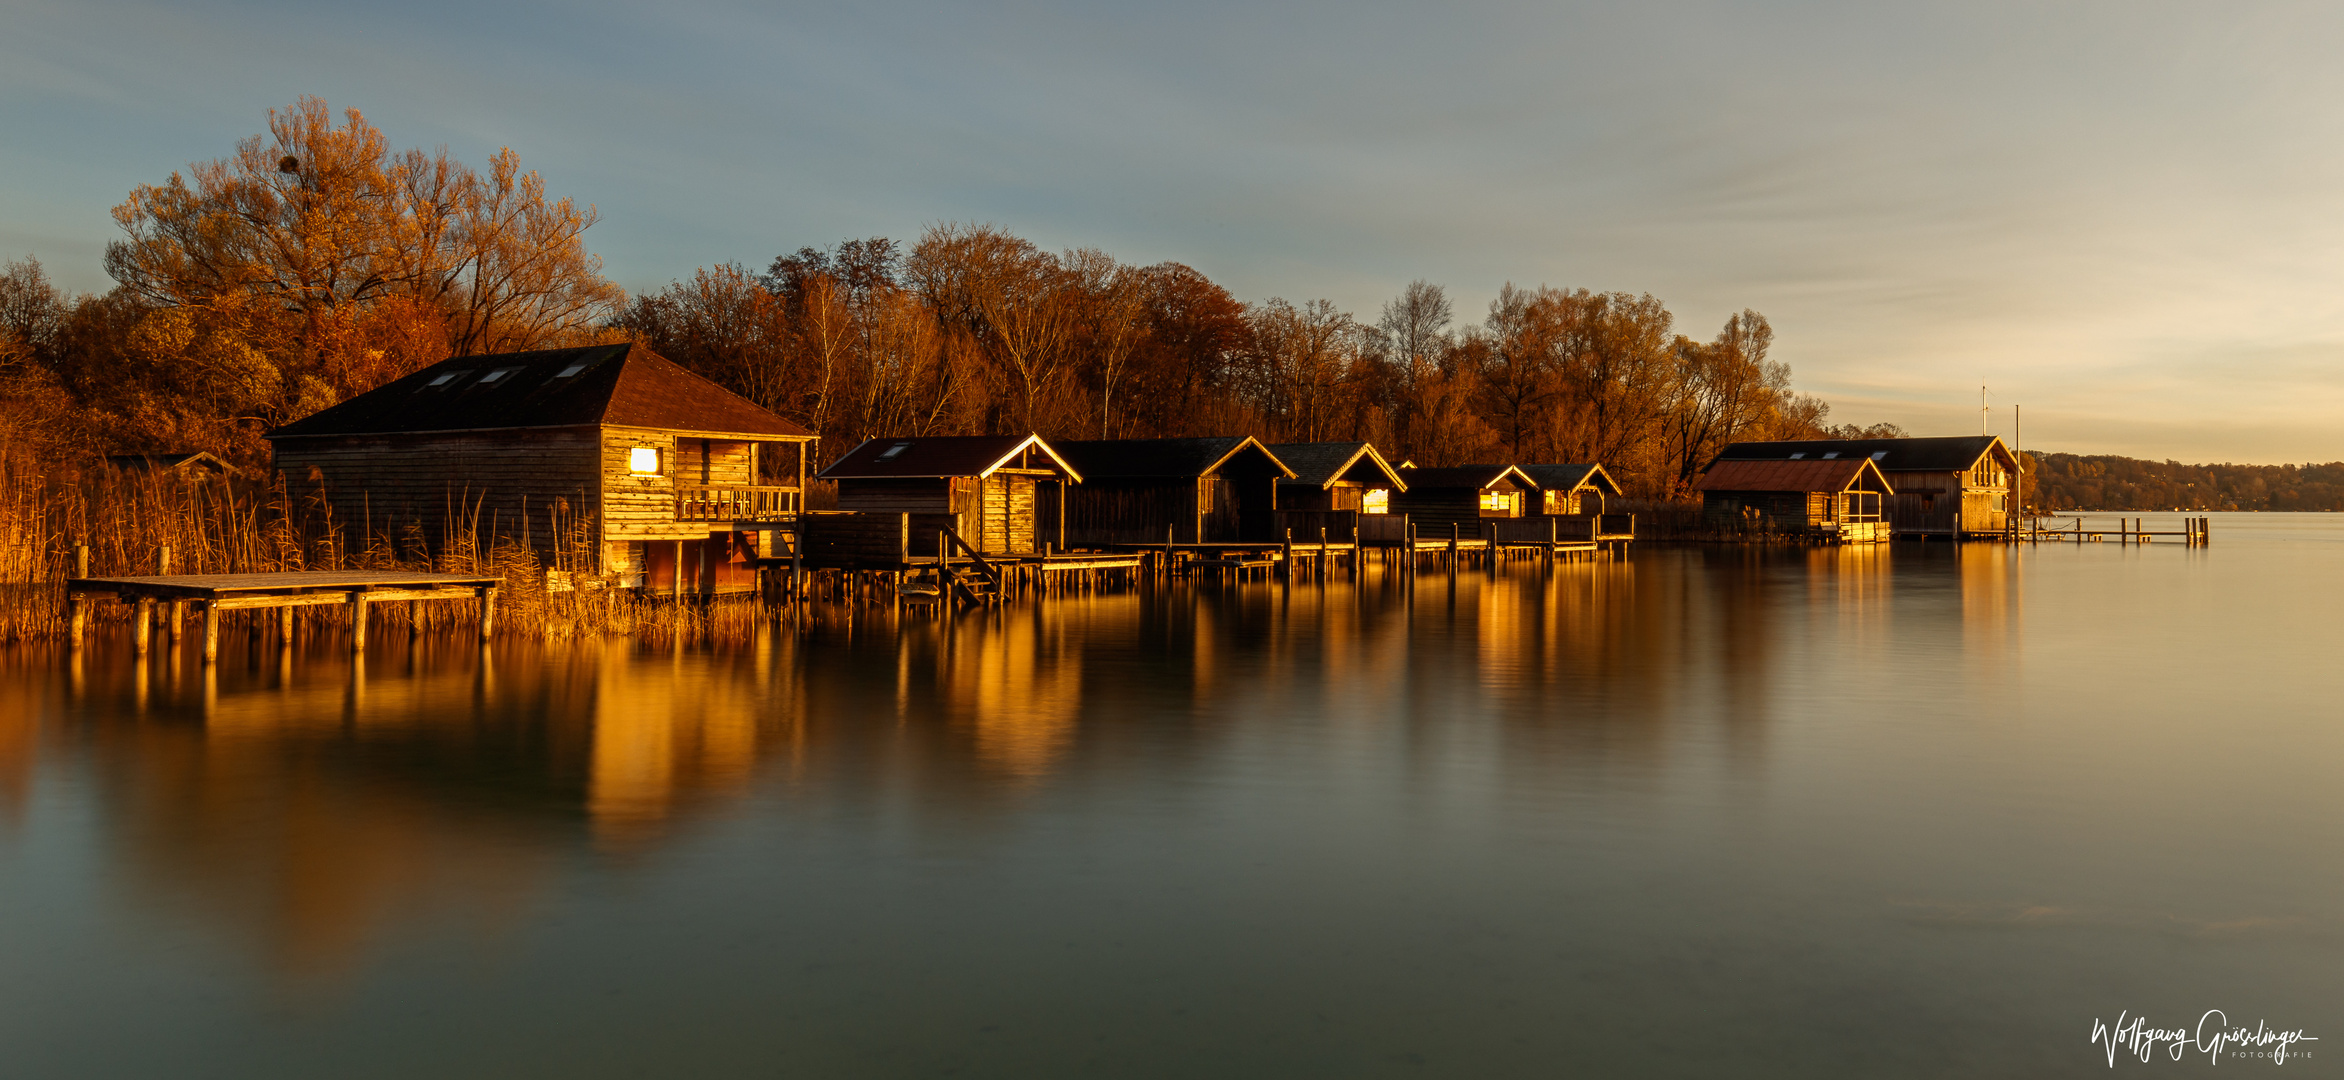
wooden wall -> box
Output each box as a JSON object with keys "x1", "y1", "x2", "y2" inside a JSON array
[
  {"x1": 838, "y1": 477, "x2": 954, "y2": 514},
  {"x1": 1066, "y1": 481, "x2": 1200, "y2": 546},
  {"x1": 1395, "y1": 485, "x2": 1523, "y2": 530},
  {"x1": 601, "y1": 426, "x2": 766, "y2": 543},
  {"x1": 272, "y1": 428, "x2": 600, "y2": 562}
]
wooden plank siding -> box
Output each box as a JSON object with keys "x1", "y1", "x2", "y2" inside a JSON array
[{"x1": 272, "y1": 429, "x2": 602, "y2": 561}]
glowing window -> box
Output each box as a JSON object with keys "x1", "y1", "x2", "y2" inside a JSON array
[
  {"x1": 1361, "y1": 488, "x2": 1390, "y2": 514},
  {"x1": 629, "y1": 447, "x2": 660, "y2": 474}
]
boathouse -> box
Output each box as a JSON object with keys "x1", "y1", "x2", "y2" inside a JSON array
[
  {"x1": 1517, "y1": 463, "x2": 1622, "y2": 516},
  {"x1": 1054, "y1": 437, "x2": 1293, "y2": 547},
  {"x1": 1391, "y1": 464, "x2": 1538, "y2": 531},
  {"x1": 265, "y1": 343, "x2": 817, "y2": 594},
  {"x1": 1268, "y1": 441, "x2": 1406, "y2": 513},
  {"x1": 814, "y1": 434, "x2": 1082, "y2": 555},
  {"x1": 1709, "y1": 436, "x2": 2019, "y2": 538},
  {"x1": 1694, "y1": 456, "x2": 1892, "y2": 540}
]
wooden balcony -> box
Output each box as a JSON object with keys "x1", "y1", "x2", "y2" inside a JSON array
[{"x1": 676, "y1": 484, "x2": 801, "y2": 523}]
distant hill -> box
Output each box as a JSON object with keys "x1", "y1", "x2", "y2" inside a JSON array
[{"x1": 2025, "y1": 452, "x2": 2344, "y2": 512}]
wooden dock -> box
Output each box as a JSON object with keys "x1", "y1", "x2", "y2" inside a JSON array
[
  {"x1": 66, "y1": 572, "x2": 503, "y2": 661},
  {"x1": 2023, "y1": 516, "x2": 2211, "y2": 546}
]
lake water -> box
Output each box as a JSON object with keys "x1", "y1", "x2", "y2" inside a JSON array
[{"x1": 3, "y1": 514, "x2": 2337, "y2": 1077}]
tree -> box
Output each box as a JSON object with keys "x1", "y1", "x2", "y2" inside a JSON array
[{"x1": 104, "y1": 96, "x2": 619, "y2": 429}]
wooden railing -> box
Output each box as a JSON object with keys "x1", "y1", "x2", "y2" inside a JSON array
[{"x1": 676, "y1": 484, "x2": 801, "y2": 522}]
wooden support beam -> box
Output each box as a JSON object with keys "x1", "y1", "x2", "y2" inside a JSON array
[
  {"x1": 133, "y1": 598, "x2": 152, "y2": 657},
  {"x1": 479, "y1": 587, "x2": 496, "y2": 641},
  {"x1": 202, "y1": 602, "x2": 220, "y2": 664},
  {"x1": 349, "y1": 592, "x2": 369, "y2": 652}
]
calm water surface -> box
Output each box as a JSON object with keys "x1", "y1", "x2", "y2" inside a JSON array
[{"x1": 4, "y1": 514, "x2": 2339, "y2": 1077}]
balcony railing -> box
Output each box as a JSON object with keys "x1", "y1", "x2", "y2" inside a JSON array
[{"x1": 677, "y1": 484, "x2": 801, "y2": 522}]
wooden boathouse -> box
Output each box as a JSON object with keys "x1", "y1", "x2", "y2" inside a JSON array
[
  {"x1": 1709, "y1": 436, "x2": 2019, "y2": 539},
  {"x1": 1518, "y1": 464, "x2": 1621, "y2": 517},
  {"x1": 1694, "y1": 456, "x2": 1893, "y2": 541},
  {"x1": 1268, "y1": 441, "x2": 1406, "y2": 514},
  {"x1": 1055, "y1": 436, "x2": 1294, "y2": 547},
  {"x1": 814, "y1": 434, "x2": 1081, "y2": 556},
  {"x1": 265, "y1": 343, "x2": 818, "y2": 595},
  {"x1": 1392, "y1": 464, "x2": 1538, "y2": 532}
]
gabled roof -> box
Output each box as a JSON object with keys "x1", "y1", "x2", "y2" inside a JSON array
[
  {"x1": 1402, "y1": 464, "x2": 1537, "y2": 490},
  {"x1": 1695, "y1": 457, "x2": 1891, "y2": 493},
  {"x1": 266, "y1": 343, "x2": 814, "y2": 440},
  {"x1": 817, "y1": 434, "x2": 1081, "y2": 482},
  {"x1": 1713, "y1": 435, "x2": 2013, "y2": 473},
  {"x1": 1267, "y1": 441, "x2": 1407, "y2": 491},
  {"x1": 1515, "y1": 463, "x2": 1623, "y2": 496},
  {"x1": 1054, "y1": 436, "x2": 1295, "y2": 480}
]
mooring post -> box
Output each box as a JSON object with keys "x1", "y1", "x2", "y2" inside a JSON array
[
  {"x1": 348, "y1": 591, "x2": 369, "y2": 653},
  {"x1": 478, "y1": 586, "x2": 497, "y2": 642},
  {"x1": 133, "y1": 597, "x2": 152, "y2": 657},
  {"x1": 201, "y1": 602, "x2": 220, "y2": 665},
  {"x1": 280, "y1": 602, "x2": 296, "y2": 645}
]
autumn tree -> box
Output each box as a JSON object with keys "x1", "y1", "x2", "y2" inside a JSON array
[{"x1": 103, "y1": 96, "x2": 620, "y2": 445}]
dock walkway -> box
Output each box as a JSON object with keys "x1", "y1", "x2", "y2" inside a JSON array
[{"x1": 66, "y1": 572, "x2": 502, "y2": 661}]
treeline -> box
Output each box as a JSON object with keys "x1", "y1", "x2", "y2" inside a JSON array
[
  {"x1": 0, "y1": 96, "x2": 1886, "y2": 499},
  {"x1": 2027, "y1": 453, "x2": 2344, "y2": 512}
]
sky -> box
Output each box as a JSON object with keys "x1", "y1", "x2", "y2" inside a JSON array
[{"x1": 5, "y1": 0, "x2": 2343, "y2": 463}]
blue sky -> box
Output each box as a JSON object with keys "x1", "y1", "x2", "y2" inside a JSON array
[{"x1": 7, "y1": 0, "x2": 2343, "y2": 461}]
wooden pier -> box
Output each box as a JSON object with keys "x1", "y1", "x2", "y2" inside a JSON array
[
  {"x1": 2023, "y1": 516, "x2": 2211, "y2": 546},
  {"x1": 65, "y1": 571, "x2": 502, "y2": 661}
]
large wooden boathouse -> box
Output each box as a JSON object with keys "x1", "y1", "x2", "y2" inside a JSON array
[
  {"x1": 1392, "y1": 464, "x2": 1538, "y2": 531},
  {"x1": 266, "y1": 343, "x2": 817, "y2": 594},
  {"x1": 1709, "y1": 436, "x2": 2020, "y2": 538},
  {"x1": 1268, "y1": 441, "x2": 1406, "y2": 514}
]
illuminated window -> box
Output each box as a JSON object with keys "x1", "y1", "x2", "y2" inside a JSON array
[
  {"x1": 629, "y1": 447, "x2": 660, "y2": 474},
  {"x1": 1361, "y1": 489, "x2": 1390, "y2": 514},
  {"x1": 1479, "y1": 490, "x2": 1519, "y2": 514}
]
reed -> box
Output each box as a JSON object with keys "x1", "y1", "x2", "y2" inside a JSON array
[{"x1": 0, "y1": 454, "x2": 775, "y2": 644}]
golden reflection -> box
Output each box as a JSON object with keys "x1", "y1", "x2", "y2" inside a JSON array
[{"x1": 946, "y1": 608, "x2": 1083, "y2": 779}]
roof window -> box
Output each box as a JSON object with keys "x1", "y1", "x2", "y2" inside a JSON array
[
  {"x1": 1821, "y1": 451, "x2": 1840, "y2": 459},
  {"x1": 478, "y1": 368, "x2": 519, "y2": 384},
  {"x1": 1788, "y1": 452, "x2": 1807, "y2": 459},
  {"x1": 1871, "y1": 451, "x2": 1889, "y2": 461},
  {"x1": 427, "y1": 370, "x2": 470, "y2": 387},
  {"x1": 875, "y1": 442, "x2": 912, "y2": 462},
  {"x1": 555, "y1": 363, "x2": 588, "y2": 378}
]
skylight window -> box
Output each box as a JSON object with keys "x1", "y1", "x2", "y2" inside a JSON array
[
  {"x1": 555, "y1": 364, "x2": 587, "y2": 378},
  {"x1": 875, "y1": 442, "x2": 912, "y2": 462},
  {"x1": 479, "y1": 368, "x2": 518, "y2": 384},
  {"x1": 428, "y1": 370, "x2": 469, "y2": 387},
  {"x1": 1821, "y1": 451, "x2": 1840, "y2": 459},
  {"x1": 1788, "y1": 452, "x2": 1807, "y2": 459},
  {"x1": 1871, "y1": 451, "x2": 1889, "y2": 461}
]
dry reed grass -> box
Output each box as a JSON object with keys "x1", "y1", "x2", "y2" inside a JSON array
[{"x1": 0, "y1": 455, "x2": 790, "y2": 646}]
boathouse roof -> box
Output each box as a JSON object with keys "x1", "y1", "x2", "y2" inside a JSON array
[
  {"x1": 106, "y1": 451, "x2": 230, "y2": 475},
  {"x1": 1711, "y1": 435, "x2": 2014, "y2": 473},
  {"x1": 1695, "y1": 457, "x2": 1891, "y2": 493},
  {"x1": 1054, "y1": 436, "x2": 1295, "y2": 480},
  {"x1": 266, "y1": 344, "x2": 814, "y2": 441},
  {"x1": 1405, "y1": 464, "x2": 1536, "y2": 490},
  {"x1": 1268, "y1": 441, "x2": 1406, "y2": 491},
  {"x1": 1514, "y1": 463, "x2": 1623, "y2": 495},
  {"x1": 817, "y1": 434, "x2": 1081, "y2": 482}
]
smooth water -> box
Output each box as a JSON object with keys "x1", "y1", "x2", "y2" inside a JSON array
[{"x1": 3, "y1": 514, "x2": 2338, "y2": 1077}]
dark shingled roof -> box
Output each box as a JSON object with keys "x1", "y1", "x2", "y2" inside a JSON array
[
  {"x1": 1515, "y1": 463, "x2": 1623, "y2": 495},
  {"x1": 1695, "y1": 457, "x2": 1890, "y2": 493},
  {"x1": 816, "y1": 434, "x2": 1080, "y2": 481},
  {"x1": 1055, "y1": 437, "x2": 1295, "y2": 480},
  {"x1": 1406, "y1": 464, "x2": 1536, "y2": 490},
  {"x1": 1712, "y1": 435, "x2": 2012, "y2": 473},
  {"x1": 1267, "y1": 441, "x2": 1406, "y2": 491},
  {"x1": 266, "y1": 343, "x2": 813, "y2": 440}
]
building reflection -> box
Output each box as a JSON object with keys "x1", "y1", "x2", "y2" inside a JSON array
[{"x1": 2, "y1": 547, "x2": 1933, "y2": 984}]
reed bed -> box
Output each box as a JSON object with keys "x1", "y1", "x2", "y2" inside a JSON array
[{"x1": 0, "y1": 458, "x2": 783, "y2": 646}]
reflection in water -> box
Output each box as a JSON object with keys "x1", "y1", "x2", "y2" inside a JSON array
[{"x1": 5, "y1": 521, "x2": 2337, "y2": 1078}]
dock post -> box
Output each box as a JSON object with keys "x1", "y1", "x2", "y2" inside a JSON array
[
  {"x1": 201, "y1": 602, "x2": 220, "y2": 664},
  {"x1": 133, "y1": 597, "x2": 153, "y2": 657},
  {"x1": 160, "y1": 547, "x2": 183, "y2": 644},
  {"x1": 280, "y1": 603, "x2": 296, "y2": 645},
  {"x1": 75, "y1": 545, "x2": 89, "y2": 580},
  {"x1": 479, "y1": 587, "x2": 497, "y2": 642},
  {"x1": 349, "y1": 591, "x2": 369, "y2": 653}
]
